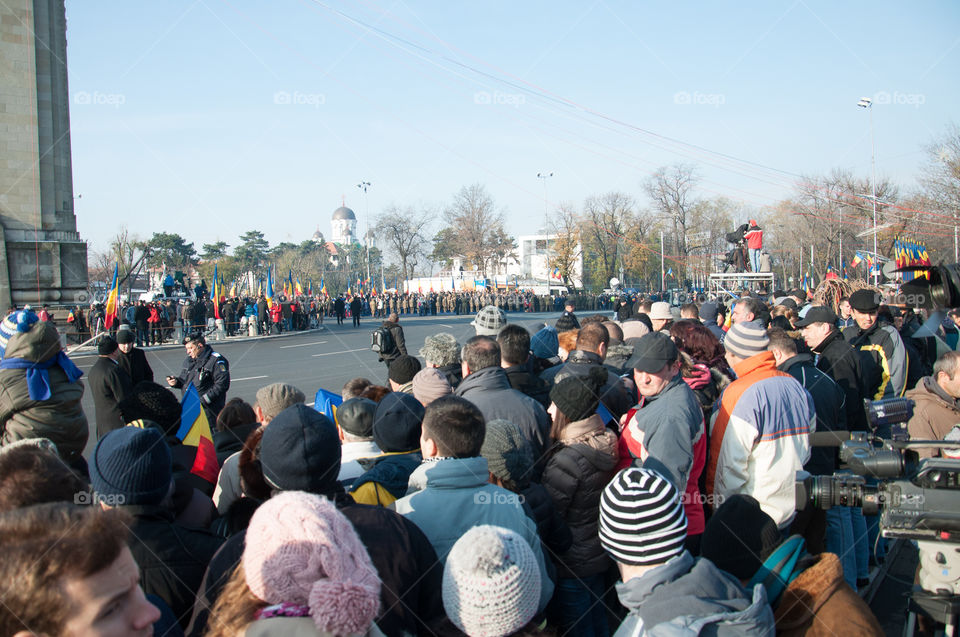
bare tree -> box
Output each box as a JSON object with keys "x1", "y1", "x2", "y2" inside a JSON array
[
  {"x1": 376, "y1": 205, "x2": 433, "y2": 283},
  {"x1": 437, "y1": 184, "x2": 514, "y2": 276},
  {"x1": 582, "y1": 192, "x2": 636, "y2": 287},
  {"x1": 644, "y1": 164, "x2": 700, "y2": 280},
  {"x1": 548, "y1": 203, "x2": 584, "y2": 288}
]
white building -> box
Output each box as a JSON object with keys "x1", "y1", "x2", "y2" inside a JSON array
[{"x1": 507, "y1": 234, "x2": 583, "y2": 288}]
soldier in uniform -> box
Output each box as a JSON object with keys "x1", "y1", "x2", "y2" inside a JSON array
[{"x1": 165, "y1": 333, "x2": 230, "y2": 418}]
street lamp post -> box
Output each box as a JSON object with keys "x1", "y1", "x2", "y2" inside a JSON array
[
  {"x1": 357, "y1": 181, "x2": 371, "y2": 287},
  {"x1": 857, "y1": 97, "x2": 878, "y2": 284},
  {"x1": 537, "y1": 172, "x2": 553, "y2": 233}
]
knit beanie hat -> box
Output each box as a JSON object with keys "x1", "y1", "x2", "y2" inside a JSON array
[
  {"x1": 599, "y1": 467, "x2": 688, "y2": 566},
  {"x1": 117, "y1": 382, "x2": 182, "y2": 435},
  {"x1": 549, "y1": 366, "x2": 607, "y2": 422},
  {"x1": 388, "y1": 355, "x2": 422, "y2": 385},
  {"x1": 255, "y1": 382, "x2": 306, "y2": 421},
  {"x1": 373, "y1": 392, "x2": 425, "y2": 453},
  {"x1": 530, "y1": 325, "x2": 558, "y2": 360},
  {"x1": 0, "y1": 309, "x2": 39, "y2": 358},
  {"x1": 472, "y1": 305, "x2": 507, "y2": 336},
  {"x1": 442, "y1": 525, "x2": 541, "y2": 637},
  {"x1": 336, "y1": 397, "x2": 377, "y2": 438},
  {"x1": 89, "y1": 426, "x2": 172, "y2": 506},
  {"x1": 724, "y1": 321, "x2": 770, "y2": 360},
  {"x1": 412, "y1": 367, "x2": 452, "y2": 406},
  {"x1": 700, "y1": 494, "x2": 782, "y2": 580},
  {"x1": 98, "y1": 335, "x2": 119, "y2": 356},
  {"x1": 480, "y1": 420, "x2": 534, "y2": 490},
  {"x1": 260, "y1": 404, "x2": 341, "y2": 494},
  {"x1": 244, "y1": 491, "x2": 381, "y2": 635},
  {"x1": 116, "y1": 329, "x2": 135, "y2": 344}
]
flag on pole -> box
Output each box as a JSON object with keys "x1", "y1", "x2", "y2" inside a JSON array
[
  {"x1": 850, "y1": 252, "x2": 863, "y2": 269},
  {"x1": 295, "y1": 278, "x2": 304, "y2": 296},
  {"x1": 320, "y1": 277, "x2": 327, "y2": 295},
  {"x1": 212, "y1": 265, "x2": 221, "y2": 319},
  {"x1": 177, "y1": 384, "x2": 219, "y2": 484},
  {"x1": 104, "y1": 263, "x2": 120, "y2": 330},
  {"x1": 266, "y1": 267, "x2": 275, "y2": 307}
]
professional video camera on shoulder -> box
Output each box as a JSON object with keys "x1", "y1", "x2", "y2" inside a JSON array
[{"x1": 796, "y1": 396, "x2": 960, "y2": 613}]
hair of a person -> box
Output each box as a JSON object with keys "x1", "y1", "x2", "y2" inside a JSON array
[
  {"x1": 0, "y1": 447, "x2": 87, "y2": 513},
  {"x1": 738, "y1": 296, "x2": 765, "y2": 319},
  {"x1": 204, "y1": 563, "x2": 263, "y2": 637},
  {"x1": 0, "y1": 503, "x2": 131, "y2": 636},
  {"x1": 358, "y1": 384, "x2": 392, "y2": 403},
  {"x1": 934, "y1": 350, "x2": 960, "y2": 380},
  {"x1": 216, "y1": 398, "x2": 258, "y2": 433},
  {"x1": 557, "y1": 329, "x2": 579, "y2": 356},
  {"x1": 766, "y1": 327, "x2": 798, "y2": 356},
  {"x1": 387, "y1": 312, "x2": 399, "y2": 322},
  {"x1": 422, "y1": 395, "x2": 486, "y2": 458},
  {"x1": 342, "y1": 377, "x2": 373, "y2": 400},
  {"x1": 638, "y1": 300, "x2": 653, "y2": 313},
  {"x1": 238, "y1": 425, "x2": 271, "y2": 501},
  {"x1": 680, "y1": 303, "x2": 699, "y2": 318},
  {"x1": 579, "y1": 314, "x2": 608, "y2": 327},
  {"x1": 420, "y1": 333, "x2": 461, "y2": 367},
  {"x1": 602, "y1": 321, "x2": 623, "y2": 342},
  {"x1": 575, "y1": 322, "x2": 609, "y2": 353},
  {"x1": 668, "y1": 320, "x2": 725, "y2": 369},
  {"x1": 549, "y1": 406, "x2": 572, "y2": 443},
  {"x1": 497, "y1": 324, "x2": 531, "y2": 366},
  {"x1": 462, "y1": 335, "x2": 501, "y2": 372}
]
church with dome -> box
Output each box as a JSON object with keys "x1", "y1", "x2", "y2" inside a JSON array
[{"x1": 330, "y1": 205, "x2": 358, "y2": 246}]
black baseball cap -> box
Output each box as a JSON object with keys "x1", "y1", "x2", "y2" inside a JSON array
[
  {"x1": 794, "y1": 305, "x2": 838, "y2": 328},
  {"x1": 624, "y1": 332, "x2": 679, "y2": 373}
]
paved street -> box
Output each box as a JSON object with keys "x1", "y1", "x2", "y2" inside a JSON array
[{"x1": 70, "y1": 311, "x2": 566, "y2": 455}]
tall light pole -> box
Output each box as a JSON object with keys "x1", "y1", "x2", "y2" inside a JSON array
[
  {"x1": 857, "y1": 97, "x2": 878, "y2": 284},
  {"x1": 537, "y1": 172, "x2": 553, "y2": 233},
  {"x1": 357, "y1": 181, "x2": 371, "y2": 287}
]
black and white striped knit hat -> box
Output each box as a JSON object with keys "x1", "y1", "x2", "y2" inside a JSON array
[
  {"x1": 599, "y1": 467, "x2": 688, "y2": 566},
  {"x1": 723, "y1": 321, "x2": 770, "y2": 360}
]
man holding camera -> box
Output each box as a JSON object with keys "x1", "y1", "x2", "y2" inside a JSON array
[
  {"x1": 166, "y1": 333, "x2": 230, "y2": 417},
  {"x1": 906, "y1": 350, "x2": 960, "y2": 458}
]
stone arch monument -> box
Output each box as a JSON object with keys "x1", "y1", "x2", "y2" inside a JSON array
[{"x1": 0, "y1": 0, "x2": 88, "y2": 310}]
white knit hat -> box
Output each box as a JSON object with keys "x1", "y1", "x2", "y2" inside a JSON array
[
  {"x1": 442, "y1": 525, "x2": 541, "y2": 637},
  {"x1": 599, "y1": 468, "x2": 688, "y2": 566}
]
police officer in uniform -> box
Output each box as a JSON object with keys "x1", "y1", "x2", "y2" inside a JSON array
[{"x1": 165, "y1": 333, "x2": 230, "y2": 417}]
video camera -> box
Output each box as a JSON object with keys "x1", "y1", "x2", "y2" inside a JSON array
[{"x1": 796, "y1": 398, "x2": 960, "y2": 604}]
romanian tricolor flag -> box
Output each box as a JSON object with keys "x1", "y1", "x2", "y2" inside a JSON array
[
  {"x1": 104, "y1": 263, "x2": 120, "y2": 330},
  {"x1": 850, "y1": 253, "x2": 863, "y2": 269},
  {"x1": 212, "y1": 265, "x2": 221, "y2": 319},
  {"x1": 295, "y1": 278, "x2": 304, "y2": 296},
  {"x1": 266, "y1": 267, "x2": 275, "y2": 307},
  {"x1": 177, "y1": 384, "x2": 219, "y2": 484},
  {"x1": 320, "y1": 277, "x2": 327, "y2": 296}
]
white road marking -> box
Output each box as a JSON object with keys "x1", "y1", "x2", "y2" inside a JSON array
[
  {"x1": 279, "y1": 341, "x2": 328, "y2": 349},
  {"x1": 232, "y1": 375, "x2": 269, "y2": 382},
  {"x1": 312, "y1": 348, "x2": 368, "y2": 357}
]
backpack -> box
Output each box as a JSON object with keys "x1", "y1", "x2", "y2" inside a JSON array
[{"x1": 371, "y1": 325, "x2": 394, "y2": 354}]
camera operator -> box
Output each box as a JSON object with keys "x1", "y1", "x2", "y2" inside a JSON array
[{"x1": 905, "y1": 350, "x2": 960, "y2": 459}]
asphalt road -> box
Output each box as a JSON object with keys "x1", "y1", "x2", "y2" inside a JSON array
[{"x1": 70, "y1": 310, "x2": 565, "y2": 456}]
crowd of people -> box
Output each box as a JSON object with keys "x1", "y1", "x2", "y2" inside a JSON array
[
  {"x1": 58, "y1": 288, "x2": 619, "y2": 347},
  {"x1": 4, "y1": 280, "x2": 959, "y2": 636}
]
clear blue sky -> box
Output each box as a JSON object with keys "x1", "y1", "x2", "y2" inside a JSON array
[{"x1": 65, "y1": 1, "x2": 960, "y2": 258}]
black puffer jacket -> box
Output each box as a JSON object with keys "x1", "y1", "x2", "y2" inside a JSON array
[
  {"x1": 541, "y1": 414, "x2": 619, "y2": 578},
  {"x1": 504, "y1": 362, "x2": 551, "y2": 408},
  {"x1": 521, "y1": 481, "x2": 573, "y2": 558}
]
